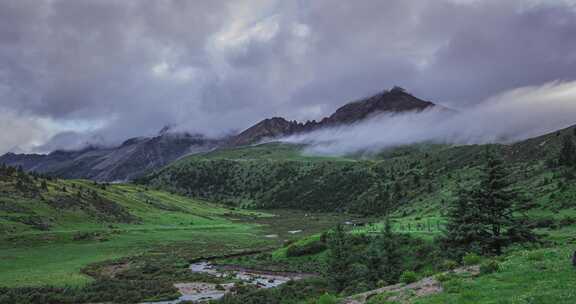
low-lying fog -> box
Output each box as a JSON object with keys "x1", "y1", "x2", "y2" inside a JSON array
[{"x1": 281, "y1": 81, "x2": 576, "y2": 156}]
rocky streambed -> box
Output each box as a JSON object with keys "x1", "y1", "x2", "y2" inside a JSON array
[{"x1": 145, "y1": 261, "x2": 312, "y2": 304}]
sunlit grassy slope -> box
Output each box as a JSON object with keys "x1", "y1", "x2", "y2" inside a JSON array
[
  {"x1": 415, "y1": 245, "x2": 576, "y2": 304},
  {"x1": 0, "y1": 175, "x2": 270, "y2": 287}
]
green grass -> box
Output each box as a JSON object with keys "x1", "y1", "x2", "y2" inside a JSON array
[
  {"x1": 415, "y1": 245, "x2": 576, "y2": 304},
  {"x1": 184, "y1": 142, "x2": 354, "y2": 162},
  {"x1": 0, "y1": 177, "x2": 345, "y2": 288},
  {"x1": 0, "y1": 176, "x2": 274, "y2": 287},
  {"x1": 0, "y1": 226, "x2": 262, "y2": 287}
]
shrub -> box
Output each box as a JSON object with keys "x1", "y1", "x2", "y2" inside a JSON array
[
  {"x1": 399, "y1": 271, "x2": 418, "y2": 284},
  {"x1": 442, "y1": 278, "x2": 464, "y2": 293},
  {"x1": 526, "y1": 251, "x2": 545, "y2": 261},
  {"x1": 479, "y1": 260, "x2": 500, "y2": 275},
  {"x1": 317, "y1": 293, "x2": 338, "y2": 304},
  {"x1": 559, "y1": 216, "x2": 576, "y2": 227},
  {"x1": 462, "y1": 253, "x2": 482, "y2": 266},
  {"x1": 286, "y1": 239, "x2": 327, "y2": 257},
  {"x1": 526, "y1": 217, "x2": 556, "y2": 229},
  {"x1": 442, "y1": 260, "x2": 458, "y2": 271},
  {"x1": 366, "y1": 291, "x2": 400, "y2": 304}
]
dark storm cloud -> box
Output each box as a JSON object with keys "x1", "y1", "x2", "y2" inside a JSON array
[{"x1": 1, "y1": 0, "x2": 576, "y2": 154}]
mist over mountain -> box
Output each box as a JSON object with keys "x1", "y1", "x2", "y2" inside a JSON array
[
  {"x1": 226, "y1": 87, "x2": 437, "y2": 146},
  {"x1": 0, "y1": 130, "x2": 218, "y2": 181},
  {"x1": 0, "y1": 87, "x2": 438, "y2": 180},
  {"x1": 2, "y1": 1, "x2": 576, "y2": 156},
  {"x1": 282, "y1": 81, "x2": 576, "y2": 156}
]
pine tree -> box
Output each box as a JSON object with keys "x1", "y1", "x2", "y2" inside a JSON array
[
  {"x1": 559, "y1": 135, "x2": 576, "y2": 167},
  {"x1": 443, "y1": 187, "x2": 488, "y2": 257},
  {"x1": 379, "y1": 219, "x2": 403, "y2": 283},
  {"x1": 325, "y1": 224, "x2": 352, "y2": 292},
  {"x1": 444, "y1": 153, "x2": 535, "y2": 256},
  {"x1": 365, "y1": 219, "x2": 403, "y2": 284}
]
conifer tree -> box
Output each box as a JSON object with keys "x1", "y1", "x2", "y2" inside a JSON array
[
  {"x1": 379, "y1": 219, "x2": 403, "y2": 283},
  {"x1": 365, "y1": 219, "x2": 403, "y2": 284},
  {"x1": 443, "y1": 187, "x2": 488, "y2": 257},
  {"x1": 559, "y1": 135, "x2": 576, "y2": 167},
  {"x1": 444, "y1": 153, "x2": 534, "y2": 256},
  {"x1": 325, "y1": 224, "x2": 352, "y2": 292}
]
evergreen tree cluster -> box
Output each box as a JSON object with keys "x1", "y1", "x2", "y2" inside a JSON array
[
  {"x1": 140, "y1": 158, "x2": 437, "y2": 214},
  {"x1": 325, "y1": 221, "x2": 437, "y2": 294},
  {"x1": 443, "y1": 153, "x2": 535, "y2": 257},
  {"x1": 559, "y1": 134, "x2": 576, "y2": 167}
]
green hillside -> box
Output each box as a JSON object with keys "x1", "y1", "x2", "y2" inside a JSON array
[
  {"x1": 141, "y1": 126, "x2": 576, "y2": 218},
  {"x1": 0, "y1": 164, "x2": 349, "y2": 303},
  {"x1": 0, "y1": 166, "x2": 266, "y2": 300},
  {"x1": 2, "y1": 125, "x2": 576, "y2": 303}
]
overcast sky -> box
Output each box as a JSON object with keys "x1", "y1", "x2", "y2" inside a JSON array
[{"x1": 1, "y1": 0, "x2": 576, "y2": 154}]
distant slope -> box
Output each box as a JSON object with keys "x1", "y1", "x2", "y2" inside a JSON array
[
  {"x1": 140, "y1": 124, "x2": 576, "y2": 215},
  {"x1": 185, "y1": 142, "x2": 355, "y2": 161},
  {"x1": 0, "y1": 165, "x2": 257, "y2": 236},
  {"x1": 0, "y1": 132, "x2": 217, "y2": 182},
  {"x1": 0, "y1": 164, "x2": 272, "y2": 293},
  {"x1": 0, "y1": 87, "x2": 440, "y2": 181},
  {"x1": 226, "y1": 87, "x2": 437, "y2": 147}
]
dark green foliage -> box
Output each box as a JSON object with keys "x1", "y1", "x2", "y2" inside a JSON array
[
  {"x1": 399, "y1": 271, "x2": 418, "y2": 284},
  {"x1": 325, "y1": 225, "x2": 353, "y2": 292},
  {"x1": 286, "y1": 239, "x2": 327, "y2": 257},
  {"x1": 443, "y1": 153, "x2": 536, "y2": 257},
  {"x1": 138, "y1": 148, "x2": 457, "y2": 213},
  {"x1": 479, "y1": 260, "x2": 500, "y2": 275},
  {"x1": 442, "y1": 187, "x2": 487, "y2": 257},
  {"x1": 559, "y1": 135, "x2": 576, "y2": 167},
  {"x1": 216, "y1": 278, "x2": 330, "y2": 304},
  {"x1": 322, "y1": 223, "x2": 440, "y2": 294},
  {"x1": 366, "y1": 219, "x2": 403, "y2": 284},
  {"x1": 462, "y1": 253, "x2": 482, "y2": 265},
  {"x1": 0, "y1": 279, "x2": 179, "y2": 304}
]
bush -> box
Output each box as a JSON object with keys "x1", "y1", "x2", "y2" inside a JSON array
[
  {"x1": 462, "y1": 253, "x2": 482, "y2": 266},
  {"x1": 441, "y1": 260, "x2": 458, "y2": 271},
  {"x1": 399, "y1": 271, "x2": 418, "y2": 284},
  {"x1": 526, "y1": 217, "x2": 557, "y2": 229},
  {"x1": 317, "y1": 293, "x2": 338, "y2": 304},
  {"x1": 479, "y1": 260, "x2": 500, "y2": 275},
  {"x1": 526, "y1": 251, "x2": 545, "y2": 261},
  {"x1": 286, "y1": 239, "x2": 327, "y2": 257},
  {"x1": 366, "y1": 291, "x2": 400, "y2": 304},
  {"x1": 442, "y1": 278, "x2": 464, "y2": 293},
  {"x1": 559, "y1": 216, "x2": 576, "y2": 227}
]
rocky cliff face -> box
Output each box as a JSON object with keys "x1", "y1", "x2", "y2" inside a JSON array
[
  {"x1": 226, "y1": 87, "x2": 437, "y2": 146},
  {"x1": 0, "y1": 132, "x2": 217, "y2": 181}
]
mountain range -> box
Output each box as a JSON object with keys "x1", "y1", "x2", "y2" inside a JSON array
[{"x1": 0, "y1": 87, "x2": 438, "y2": 181}]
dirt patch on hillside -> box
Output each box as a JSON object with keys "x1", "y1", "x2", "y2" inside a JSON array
[{"x1": 344, "y1": 266, "x2": 480, "y2": 304}]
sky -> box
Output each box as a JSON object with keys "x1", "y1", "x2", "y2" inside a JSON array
[{"x1": 1, "y1": 0, "x2": 576, "y2": 154}]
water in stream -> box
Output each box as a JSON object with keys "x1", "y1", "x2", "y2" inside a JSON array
[{"x1": 144, "y1": 261, "x2": 307, "y2": 304}]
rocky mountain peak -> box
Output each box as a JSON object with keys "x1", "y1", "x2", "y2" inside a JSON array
[{"x1": 226, "y1": 87, "x2": 438, "y2": 146}]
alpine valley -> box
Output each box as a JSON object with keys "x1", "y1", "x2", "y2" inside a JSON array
[{"x1": 1, "y1": 87, "x2": 576, "y2": 304}]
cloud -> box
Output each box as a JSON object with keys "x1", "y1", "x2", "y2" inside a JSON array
[
  {"x1": 0, "y1": 109, "x2": 54, "y2": 154},
  {"x1": 0, "y1": 0, "x2": 575, "y2": 153},
  {"x1": 282, "y1": 81, "x2": 576, "y2": 155}
]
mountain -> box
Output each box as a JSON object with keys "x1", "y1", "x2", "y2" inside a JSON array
[
  {"x1": 139, "y1": 122, "x2": 576, "y2": 214},
  {"x1": 0, "y1": 131, "x2": 217, "y2": 182},
  {"x1": 0, "y1": 87, "x2": 439, "y2": 181},
  {"x1": 226, "y1": 87, "x2": 437, "y2": 146}
]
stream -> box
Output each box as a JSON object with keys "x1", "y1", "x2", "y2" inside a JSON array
[{"x1": 144, "y1": 261, "x2": 311, "y2": 304}]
